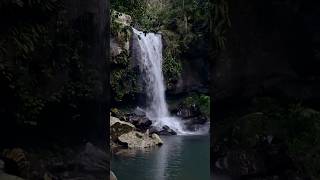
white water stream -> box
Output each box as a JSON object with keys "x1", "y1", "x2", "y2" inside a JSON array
[{"x1": 132, "y1": 28, "x2": 189, "y2": 134}]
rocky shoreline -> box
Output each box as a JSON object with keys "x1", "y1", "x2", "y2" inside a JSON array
[
  {"x1": 110, "y1": 101, "x2": 210, "y2": 150},
  {"x1": 0, "y1": 142, "x2": 108, "y2": 180}
]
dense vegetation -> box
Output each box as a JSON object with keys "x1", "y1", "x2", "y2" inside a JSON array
[
  {"x1": 0, "y1": 0, "x2": 107, "y2": 141},
  {"x1": 110, "y1": 0, "x2": 214, "y2": 104}
]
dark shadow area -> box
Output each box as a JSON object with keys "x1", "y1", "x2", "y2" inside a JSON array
[
  {"x1": 0, "y1": 0, "x2": 109, "y2": 179},
  {"x1": 211, "y1": 0, "x2": 320, "y2": 179}
]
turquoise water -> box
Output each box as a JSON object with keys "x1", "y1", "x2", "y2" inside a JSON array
[{"x1": 111, "y1": 135, "x2": 210, "y2": 180}]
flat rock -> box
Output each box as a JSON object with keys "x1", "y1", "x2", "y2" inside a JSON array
[{"x1": 118, "y1": 131, "x2": 163, "y2": 148}]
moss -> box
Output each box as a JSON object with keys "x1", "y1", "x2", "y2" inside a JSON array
[
  {"x1": 110, "y1": 61, "x2": 141, "y2": 102},
  {"x1": 111, "y1": 11, "x2": 141, "y2": 102},
  {"x1": 181, "y1": 94, "x2": 210, "y2": 118}
]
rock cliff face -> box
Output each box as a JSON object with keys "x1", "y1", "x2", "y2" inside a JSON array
[
  {"x1": 212, "y1": 0, "x2": 320, "y2": 103},
  {"x1": 211, "y1": 1, "x2": 320, "y2": 179},
  {"x1": 173, "y1": 36, "x2": 210, "y2": 95},
  {"x1": 110, "y1": 11, "x2": 143, "y2": 104},
  {"x1": 110, "y1": 11, "x2": 210, "y2": 105}
]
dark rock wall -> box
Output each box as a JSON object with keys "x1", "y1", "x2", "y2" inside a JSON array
[
  {"x1": 175, "y1": 44, "x2": 210, "y2": 94},
  {"x1": 0, "y1": 0, "x2": 109, "y2": 145},
  {"x1": 212, "y1": 0, "x2": 320, "y2": 103},
  {"x1": 210, "y1": 0, "x2": 320, "y2": 178},
  {"x1": 62, "y1": 0, "x2": 109, "y2": 143}
]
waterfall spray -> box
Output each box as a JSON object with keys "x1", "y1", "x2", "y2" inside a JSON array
[{"x1": 131, "y1": 28, "x2": 187, "y2": 134}]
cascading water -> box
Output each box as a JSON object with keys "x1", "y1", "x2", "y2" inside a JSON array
[{"x1": 132, "y1": 28, "x2": 187, "y2": 134}]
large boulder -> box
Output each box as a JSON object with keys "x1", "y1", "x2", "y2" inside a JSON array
[
  {"x1": 128, "y1": 114, "x2": 152, "y2": 131},
  {"x1": 118, "y1": 131, "x2": 163, "y2": 148},
  {"x1": 110, "y1": 116, "x2": 135, "y2": 141},
  {"x1": 158, "y1": 125, "x2": 177, "y2": 136}
]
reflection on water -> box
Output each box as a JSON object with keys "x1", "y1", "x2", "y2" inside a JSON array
[
  {"x1": 154, "y1": 135, "x2": 182, "y2": 180},
  {"x1": 112, "y1": 135, "x2": 210, "y2": 180}
]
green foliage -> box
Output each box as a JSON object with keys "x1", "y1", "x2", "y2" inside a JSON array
[
  {"x1": 0, "y1": 0, "x2": 100, "y2": 125},
  {"x1": 111, "y1": 0, "x2": 146, "y2": 23},
  {"x1": 182, "y1": 94, "x2": 210, "y2": 118},
  {"x1": 163, "y1": 55, "x2": 182, "y2": 88},
  {"x1": 111, "y1": 0, "x2": 214, "y2": 90},
  {"x1": 110, "y1": 66, "x2": 141, "y2": 101},
  {"x1": 111, "y1": 11, "x2": 132, "y2": 39},
  {"x1": 142, "y1": 0, "x2": 211, "y2": 85},
  {"x1": 110, "y1": 11, "x2": 141, "y2": 102}
]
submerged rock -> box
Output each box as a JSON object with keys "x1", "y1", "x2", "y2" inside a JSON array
[
  {"x1": 158, "y1": 125, "x2": 177, "y2": 135},
  {"x1": 149, "y1": 125, "x2": 177, "y2": 136},
  {"x1": 118, "y1": 131, "x2": 163, "y2": 148}
]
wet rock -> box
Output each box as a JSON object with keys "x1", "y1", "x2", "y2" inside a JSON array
[
  {"x1": 118, "y1": 131, "x2": 163, "y2": 148},
  {"x1": 110, "y1": 116, "x2": 135, "y2": 141},
  {"x1": 149, "y1": 125, "x2": 177, "y2": 135},
  {"x1": 148, "y1": 126, "x2": 159, "y2": 134},
  {"x1": 110, "y1": 171, "x2": 117, "y2": 180},
  {"x1": 128, "y1": 115, "x2": 152, "y2": 131},
  {"x1": 133, "y1": 107, "x2": 145, "y2": 116},
  {"x1": 158, "y1": 125, "x2": 177, "y2": 135},
  {"x1": 151, "y1": 133, "x2": 163, "y2": 145},
  {"x1": 182, "y1": 116, "x2": 208, "y2": 131},
  {"x1": 176, "y1": 104, "x2": 201, "y2": 119}
]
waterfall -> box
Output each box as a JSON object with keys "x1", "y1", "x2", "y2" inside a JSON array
[{"x1": 132, "y1": 28, "x2": 186, "y2": 134}]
